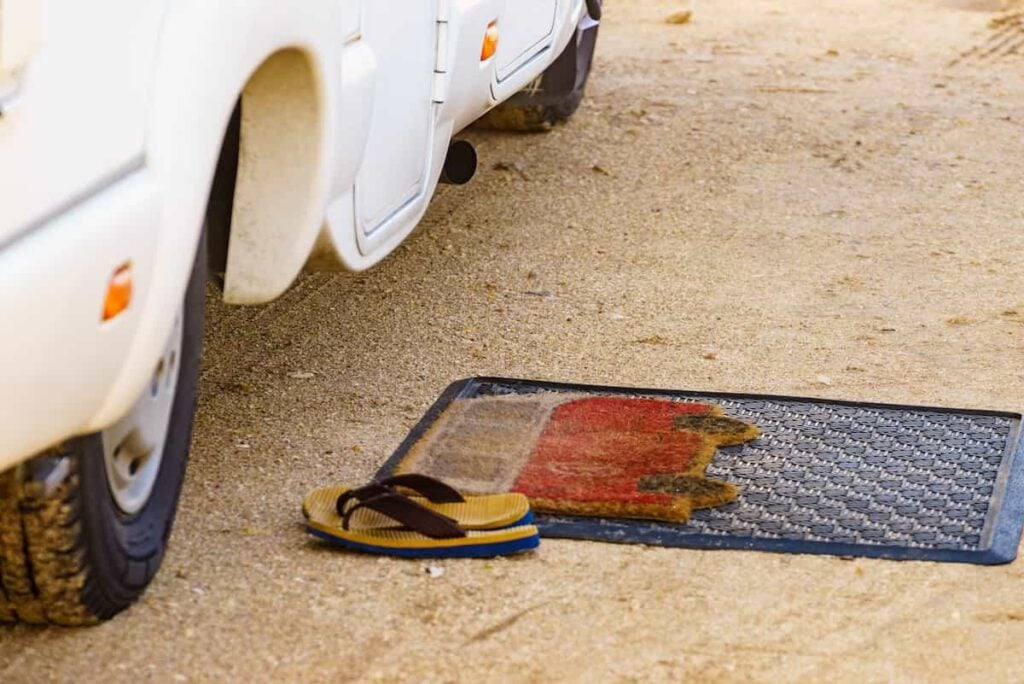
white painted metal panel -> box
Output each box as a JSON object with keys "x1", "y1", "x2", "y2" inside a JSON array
[
  {"x1": 354, "y1": 2, "x2": 437, "y2": 237},
  {"x1": 0, "y1": 0, "x2": 42, "y2": 76},
  {"x1": 0, "y1": 0, "x2": 165, "y2": 246},
  {"x1": 495, "y1": 0, "x2": 557, "y2": 82}
]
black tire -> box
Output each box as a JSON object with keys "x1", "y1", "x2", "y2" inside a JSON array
[
  {"x1": 474, "y1": 7, "x2": 600, "y2": 132},
  {"x1": 0, "y1": 230, "x2": 205, "y2": 626}
]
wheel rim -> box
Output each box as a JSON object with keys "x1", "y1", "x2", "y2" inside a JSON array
[{"x1": 101, "y1": 310, "x2": 184, "y2": 515}]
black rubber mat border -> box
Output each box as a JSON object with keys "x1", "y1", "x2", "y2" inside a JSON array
[{"x1": 377, "y1": 377, "x2": 1024, "y2": 564}]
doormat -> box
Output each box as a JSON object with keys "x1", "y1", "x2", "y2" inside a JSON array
[
  {"x1": 393, "y1": 392, "x2": 760, "y2": 523},
  {"x1": 377, "y1": 378, "x2": 1024, "y2": 564}
]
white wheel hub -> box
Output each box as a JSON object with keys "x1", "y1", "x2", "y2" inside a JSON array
[{"x1": 101, "y1": 310, "x2": 184, "y2": 515}]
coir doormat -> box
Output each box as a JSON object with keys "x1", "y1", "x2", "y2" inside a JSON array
[{"x1": 377, "y1": 378, "x2": 1024, "y2": 564}]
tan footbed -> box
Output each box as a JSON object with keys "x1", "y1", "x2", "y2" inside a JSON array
[{"x1": 301, "y1": 485, "x2": 531, "y2": 531}]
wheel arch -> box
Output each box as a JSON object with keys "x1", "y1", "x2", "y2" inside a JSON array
[
  {"x1": 222, "y1": 46, "x2": 331, "y2": 305},
  {"x1": 88, "y1": 0, "x2": 340, "y2": 430}
]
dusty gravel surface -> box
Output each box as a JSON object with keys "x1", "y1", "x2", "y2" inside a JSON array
[{"x1": 4, "y1": 0, "x2": 1024, "y2": 680}]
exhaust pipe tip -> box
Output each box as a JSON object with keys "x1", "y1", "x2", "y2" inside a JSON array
[{"x1": 440, "y1": 139, "x2": 477, "y2": 185}]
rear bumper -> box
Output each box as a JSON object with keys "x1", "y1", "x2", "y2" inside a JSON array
[{"x1": 0, "y1": 169, "x2": 160, "y2": 472}]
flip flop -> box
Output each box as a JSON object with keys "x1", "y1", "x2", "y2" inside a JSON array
[
  {"x1": 304, "y1": 489, "x2": 540, "y2": 558},
  {"x1": 302, "y1": 474, "x2": 533, "y2": 530}
]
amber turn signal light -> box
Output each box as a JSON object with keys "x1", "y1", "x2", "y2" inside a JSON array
[
  {"x1": 481, "y1": 20, "x2": 498, "y2": 61},
  {"x1": 102, "y1": 263, "x2": 133, "y2": 321}
]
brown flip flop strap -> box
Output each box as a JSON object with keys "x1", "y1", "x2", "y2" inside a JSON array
[
  {"x1": 377, "y1": 474, "x2": 465, "y2": 503},
  {"x1": 342, "y1": 492, "x2": 467, "y2": 539},
  {"x1": 336, "y1": 474, "x2": 465, "y2": 516},
  {"x1": 336, "y1": 483, "x2": 390, "y2": 516}
]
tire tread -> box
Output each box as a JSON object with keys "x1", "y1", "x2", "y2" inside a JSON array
[{"x1": 0, "y1": 449, "x2": 101, "y2": 626}]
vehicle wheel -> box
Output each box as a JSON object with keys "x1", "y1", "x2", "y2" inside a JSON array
[
  {"x1": 0, "y1": 231, "x2": 205, "y2": 625},
  {"x1": 474, "y1": 5, "x2": 600, "y2": 132}
]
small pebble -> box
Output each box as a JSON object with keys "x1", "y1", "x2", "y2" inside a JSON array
[{"x1": 665, "y1": 9, "x2": 693, "y2": 24}]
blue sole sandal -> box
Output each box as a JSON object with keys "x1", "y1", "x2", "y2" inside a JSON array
[{"x1": 303, "y1": 475, "x2": 540, "y2": 558}]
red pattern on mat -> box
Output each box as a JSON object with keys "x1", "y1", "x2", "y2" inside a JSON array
[{"x1": 511, "y1": 396, "x2": 713, "y2": 506}]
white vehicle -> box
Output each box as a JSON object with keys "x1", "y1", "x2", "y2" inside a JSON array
[{"x1": 0, "y1": 0, "x2": 600, "y2": 624}]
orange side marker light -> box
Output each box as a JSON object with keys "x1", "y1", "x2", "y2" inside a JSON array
[
  {"x1": 102, "y1": 263, "x2": 133, "y2": 321},
  {"x1": 481, "y1": 20, "x2": 499, "y2": 61}
]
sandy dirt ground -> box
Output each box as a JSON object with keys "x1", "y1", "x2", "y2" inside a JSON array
[{"x1": 4, "y1": 0, "x2": 1024, "y2": 680}]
